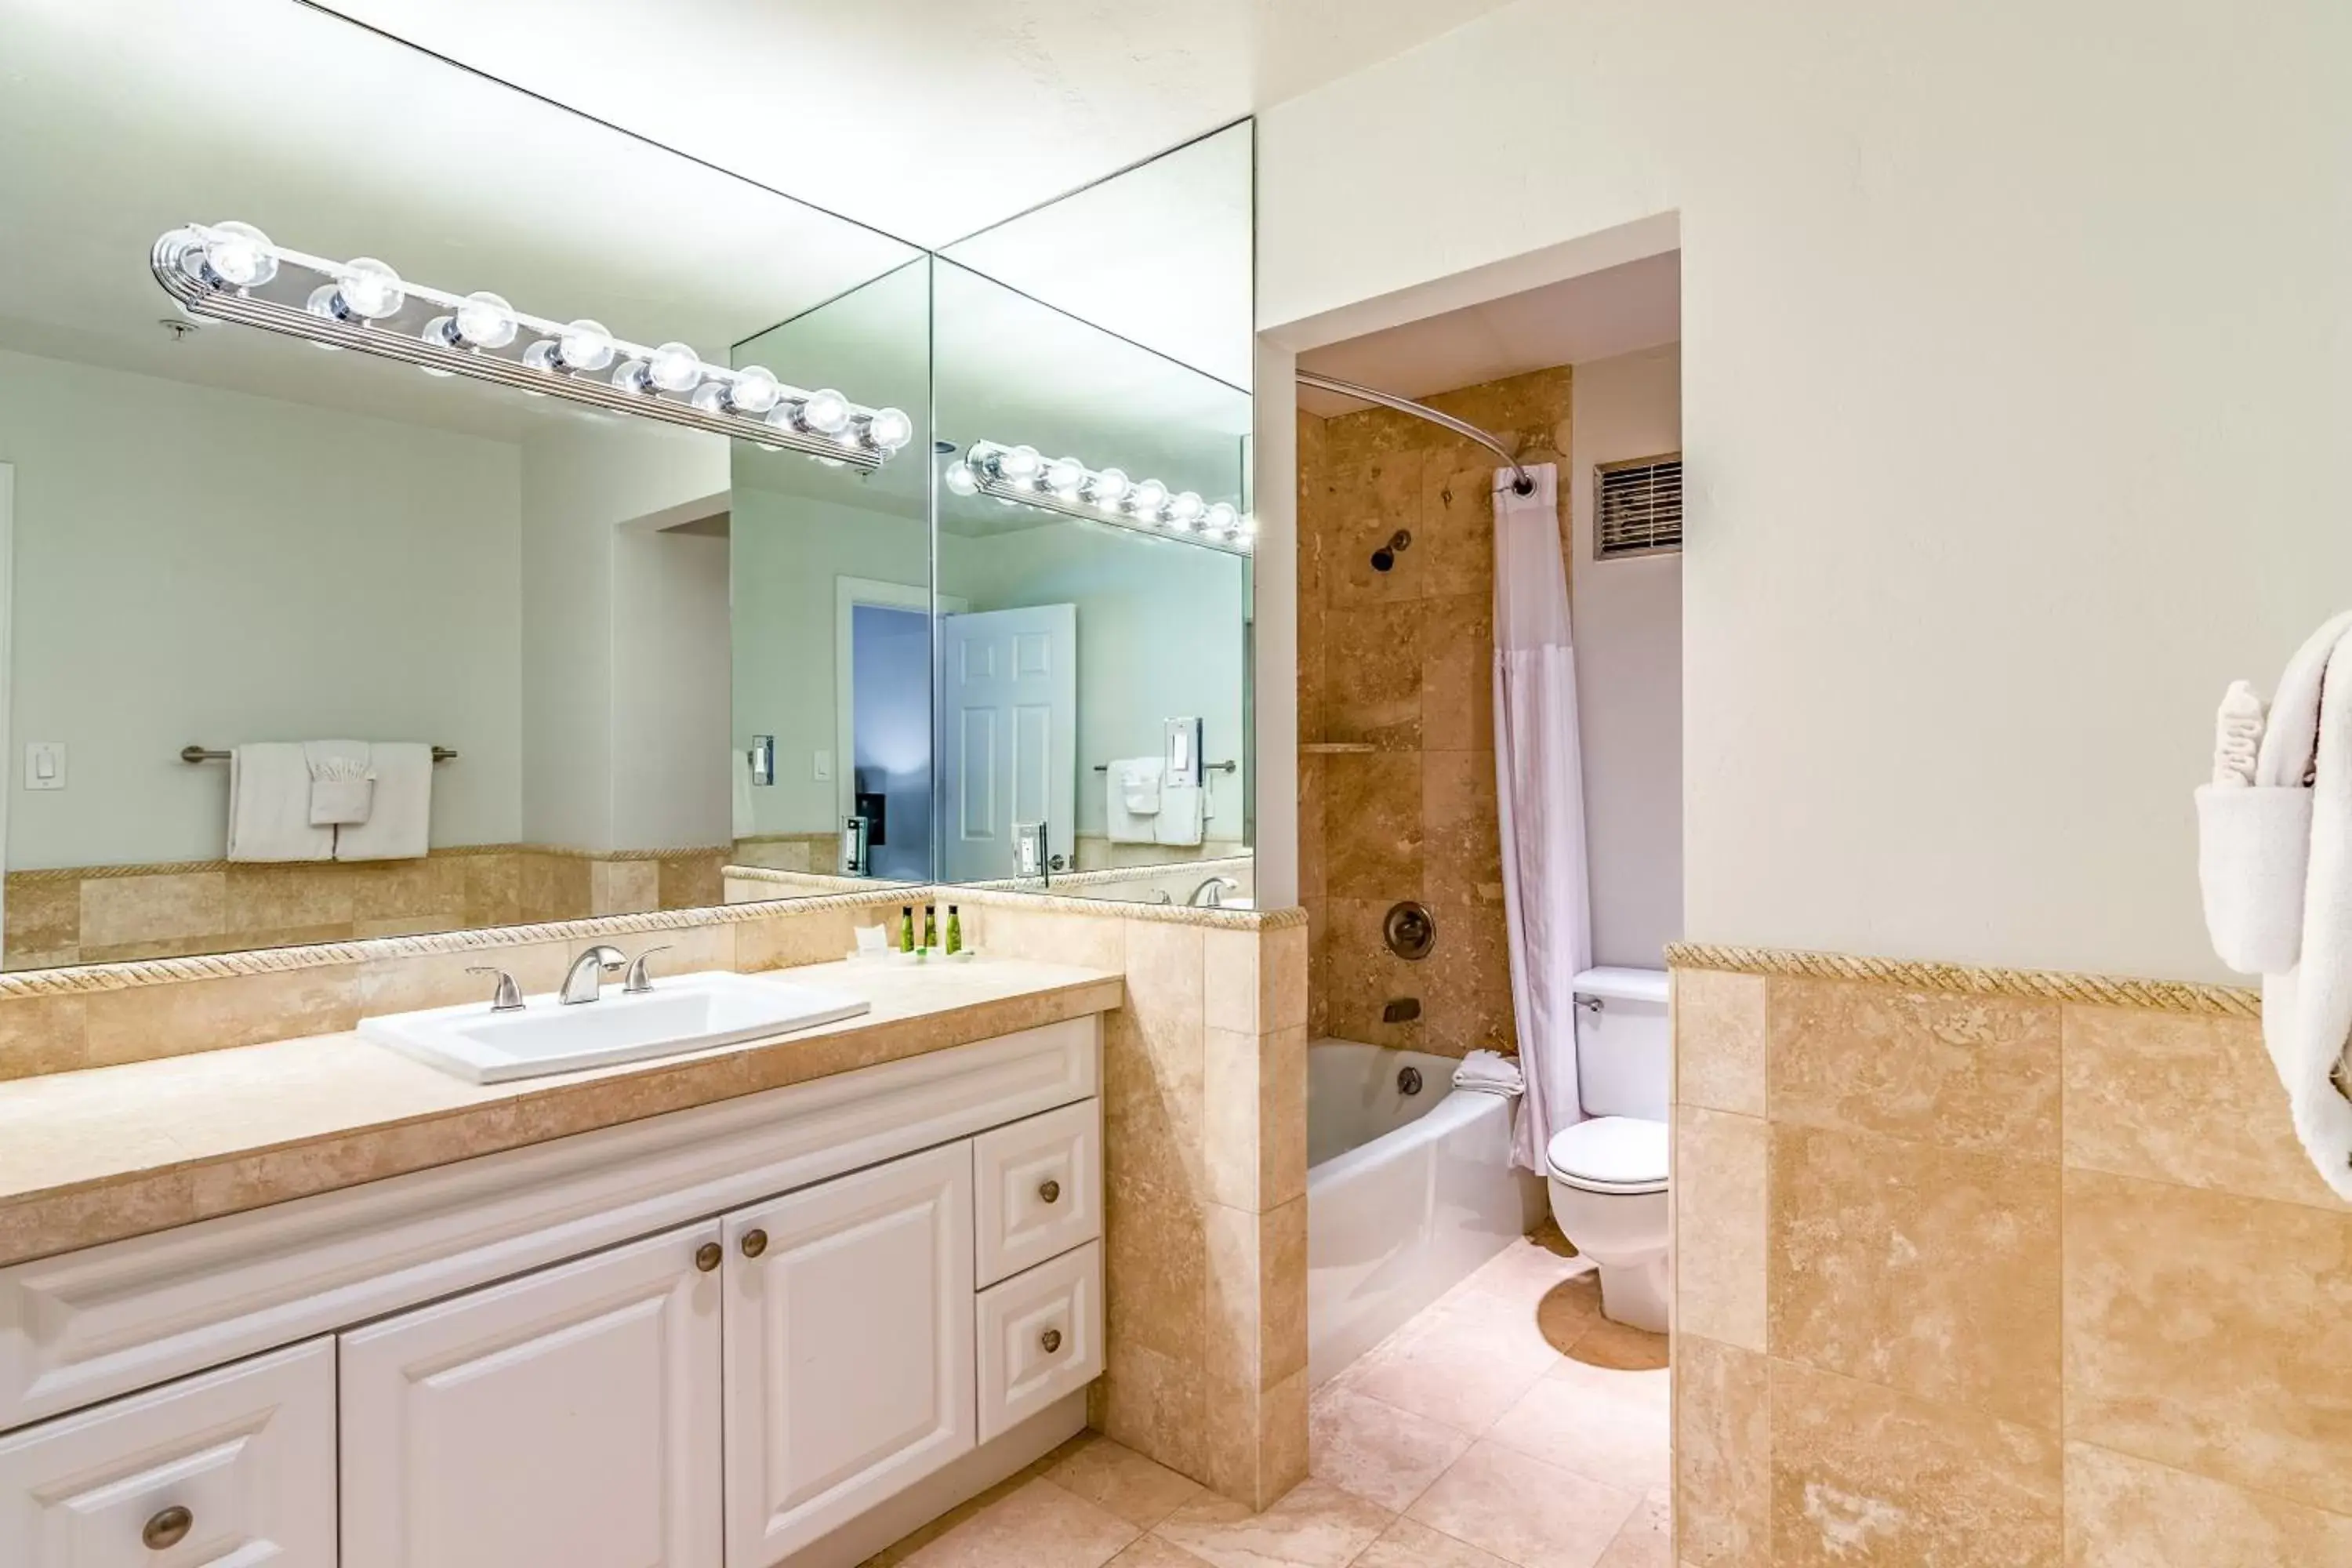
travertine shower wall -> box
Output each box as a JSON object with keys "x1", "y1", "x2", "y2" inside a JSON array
[
  {"x1": 1671, "y1": 946, "x2": 2352, "y2": 1566},
  {"x1": 1296, "y1": 366, "x2": 1571, "y2": 1057}
]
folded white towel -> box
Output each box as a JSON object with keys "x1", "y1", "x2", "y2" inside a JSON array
[
  {"x1": 1454, "y1": 1048, "x2": 1525, "y2": 1095},
  {"x1": 227, "y1": 743, "x2": 335, "y2": 862},
  {"x1": 1153, "y1": 779, "x2": 1204, "y2": 847},
  {"x1": 2212, "y1": 681, "x2": 2266, "y2": 786},
  {"x1": 306, "y1": 740, "x2": 375, "y2": 826},
  {"x1": 1106, "y1": 757, "x2": 1163, "y2": 844},
  {"x1": 334, "y1": 742, "x2": 433, "y2": 861},
  {"x1": 2199, "y1": 610, "x2": 2352, "y2": 1201}
]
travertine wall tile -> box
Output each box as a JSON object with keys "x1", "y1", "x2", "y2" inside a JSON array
[
  {"x1": 1204, "y1": 931, "x2": 1262, "y2": 1034},
  {"x1": 2061, "y1": 1004, "x2": 2348, "y2": 1209},
  {"x1": 83, "y1": 965, "x2": 360, "y2": 1067},
  {"x1": 2063, "y1": 1441, "x2": 2352, "y2": 1567},
  {"x1": 1769, "y1": 1122, "x2": 2060, "y2": 1428},
  {"x1": 1675, "y1": 969, "x2": 1766, "y2": 1116},
  {"x1": 1675, "y1": 1334, "x2": 1769, "y2": 1567},
  {"x1": 0, "y1": 995, "x2": 89, "y2": 1081},
  {"x1": 81, "y1": 873, "x2": 227, "y2": 950},
  {"x1": 356, "y1": 940, "x2": 572, "y2": 1016},
  {"x1": 1768, "y1": 977, "x2": 2060, "y2": 1158},
  {"x1": 2063, "y1": 1166, "x2": 2352, "y2": 1516},
  {"x1": 1769, "y1": 1359, "x2": 2062, "y2": 1568},
  {"x1": 1675, "y1": 1105, "x2": 1769, "y2": 1351}
]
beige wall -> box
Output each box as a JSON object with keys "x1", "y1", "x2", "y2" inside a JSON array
[
  {"x1": 1260, "y1": 0, "x2": 2352, "y2": 985},
  {"x1": 1672, "y1": 953, "x2": 2350, "y2": 1565},
  {"x1": 1298, "y1": 368, "x2": 1570, "y2": 1055}
]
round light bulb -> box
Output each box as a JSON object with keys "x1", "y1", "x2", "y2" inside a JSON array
[
  {"x1": 612, "y1": 358, "x2": 654, "y2": 394},
  {"x1": 556, "y1": 319, "x2": 615, "y2": 372},
  {"x1": 727, "y1": 366, "x2": 782, "y2": 416},
  {"x1": 1168, "y1": 491, "x2": 1206, "y2": 528},
  {"x1": 648, "y1": 342, "x2": 704, "y2": 394},
  {"x1": 1204, "y1": 501, "x2": 1240, "y2": 534},
  {"x1": 1130, "y1": 478, "x2": 1170, "y2": 518},
  {"x1": 199, "y1": 221, "x2": 276, "y2": 289},
  {"x1": 336, "y1": 258, "x2": 404, "y2": 319},
  {"x1": 452, "y1": 292, "x2": 517, "y2": 350},
  {"x1": 799, "y1": 388, "x2": 852, "y2": 436},
  {"x1": 866, "y1": 408, "x2": 914, "y2": 452},
  {"x1": 1045, "y1": 456, "x2": 1087, "y2": 494},
  {"x1": 306, "y1": 283, "x2": 344, "y2": 321},
  {"x1": 1091, "y1": 468, "x2": 1131, "y2": 509},
  {"x1": 943, "y1": 463, "x2": 980, "y2": 496},
  {"x1": 688, "y1": 383, "x2": 730, "y2": 414},
  {"x1": 997, "y1": 444, "x2": 1044, "y2": 481}
]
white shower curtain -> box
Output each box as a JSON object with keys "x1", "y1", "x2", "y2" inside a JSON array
[{"x1": 1492, "y1": 463, "x2": 1594, "y2": 1173}]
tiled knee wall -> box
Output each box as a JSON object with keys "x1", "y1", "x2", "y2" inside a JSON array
[{"x1": 1669, "y1": 954, "x2": 2352, "y2": 1566}]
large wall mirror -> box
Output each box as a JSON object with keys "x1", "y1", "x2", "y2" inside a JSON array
[
  {"x1": 929, "y1": 122, "x2": 1257, "y2": 909},
  {"x1": 0, "y1": 0, "x2": 925, "y2": 968}
]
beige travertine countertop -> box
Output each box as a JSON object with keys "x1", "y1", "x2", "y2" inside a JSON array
[{"x1": 0, "y1": 956, "x2": 1122, "y2": 1269}]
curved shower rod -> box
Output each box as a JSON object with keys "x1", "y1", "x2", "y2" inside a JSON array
[{"x1": 1294, "y1": 369, "x2": 1535, "y2": 495}]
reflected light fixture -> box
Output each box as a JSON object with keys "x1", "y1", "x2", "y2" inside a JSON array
[
  {"x1": 947, "y1": 441, "x2": 1253, "y2": 554},
  {"x1": 152, "y1": 220, "x2": 913, "y2": 469}
]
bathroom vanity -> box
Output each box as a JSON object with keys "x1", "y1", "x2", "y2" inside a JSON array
[{"x1": 0, "y1": 960, "x2": 1116, "y2": 1567}]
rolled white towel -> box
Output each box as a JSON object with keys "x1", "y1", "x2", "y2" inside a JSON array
[{"x1": 1453, "y1": 1048, "x2": 1525, "y2": 1096}]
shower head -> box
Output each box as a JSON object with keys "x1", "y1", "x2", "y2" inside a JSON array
[{"x1": 1370, "y1": 529, "x2": 1412, "y2": 572}]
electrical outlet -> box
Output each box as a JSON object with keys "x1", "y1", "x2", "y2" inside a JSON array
[
  {"x1": 813, "y1": 750, "x2": 833, "y2": 782},
  {"x1": 24, "y1": 742, "x2": 65, "y2": 790}
]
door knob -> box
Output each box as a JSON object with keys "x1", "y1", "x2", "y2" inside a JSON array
[
  {"x1": 1039, "y1": 1327, "x2": 1063, "y2": 1354},
  {"x1": 1037, "y1": 1178, "x2": 1062, "y2": 1204},
  {"x1": 694, "y1": 1243, "x2": 722, "y2": 1273},
  {"x1": 741, "y1": 1229, "x2": 768, "y2": 1258},
  {"x1": 143, "y1": 1505, "x2": 194, "y2": 1550}
]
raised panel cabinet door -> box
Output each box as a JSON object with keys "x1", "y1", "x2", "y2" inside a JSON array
[
  {"x1": 724, "y1": 1140, "x2": 976, "y2": 1567},
  {"x1": 0, "y1": 1337, "x2": 334, "y2": 1566},
  {"x1": 339, "y1": 1221, "x2": 723, "y2": 1568}
]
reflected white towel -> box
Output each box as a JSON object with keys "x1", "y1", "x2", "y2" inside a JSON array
[
  {"x1": 227, "y1": 743, "x2": 334, "y2": 862},
  {"x1": 2199, "y1": 610, "x2": 2352, "y2": 1201},
  {"x1": 1153, "y1": 779, "x2": 1204, "y2": 847},
  {"x1": 334, "y1": 742, "x2": 432, "y2": 861},
  {"x1": 1454, "y1": 1048, "x2": 1525, "y2": 1096},
  {"x1": 305, "y1": 740, "x2": 374, "y2": 826},
  {"x1": 1107, "y1": 757, "x2": 1162, "y2": 844}
]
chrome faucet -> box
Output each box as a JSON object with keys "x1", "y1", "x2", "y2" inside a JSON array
[
  {"x1": 560, "y1": 945, "x2": 626, "y2": 1005},
  {"x1": 1188, "y1": 876, "x2": 1241, "y2": 908}
]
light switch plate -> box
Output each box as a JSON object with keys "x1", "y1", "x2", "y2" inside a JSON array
[
  {"x1": 24, "y1": 742, "x2": 65, "y2": 790},
  {"x1": 813, "y1": 750, "x2": 833, "y2": 782}
]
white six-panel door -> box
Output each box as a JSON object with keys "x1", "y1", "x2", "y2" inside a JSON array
[
  {"x1": 938, "y1": 604, "x2": 1078, "y2": 880},
  {"x1": 722, "y1": 1142, "x2": 975, "y2": 1567},
  {"x1": 339, "y1": 1221, "x2": 724, "y2": 1568},
  {"x1": 0, "y1": 1338, "x2": 335, "y2": 1567}
]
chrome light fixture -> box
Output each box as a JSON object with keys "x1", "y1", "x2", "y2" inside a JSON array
[
  {"x1": 947, "y1": 441, "x2": 1254, "y2": 555},
  {"x1": 153, "y1": 221, "x2": 914, "y2": 469}
]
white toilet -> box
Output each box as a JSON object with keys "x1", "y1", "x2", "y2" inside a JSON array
[{"x1": 1544, "y1": 967, "x2": 1671, "y2": 1333}]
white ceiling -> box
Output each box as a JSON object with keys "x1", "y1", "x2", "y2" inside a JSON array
[
  {"x1": 305, "y1": 0, "x2": 1520, "y2": 250},
  {"x1": 1296, "y1": 252, "x2": 1684, "y2": 416}
]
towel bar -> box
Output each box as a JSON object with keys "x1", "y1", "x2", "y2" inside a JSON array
[
  {"x1": 1092, "y1": 760, "x2": 1236, "y2": 773},
  {"x1": 181, "y1": 745, "x2": 458, "y2": 764}
]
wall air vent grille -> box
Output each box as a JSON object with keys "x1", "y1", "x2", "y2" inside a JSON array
[{"x1": 1595, "y1": 453, "x2": 1683, "y2": 559}]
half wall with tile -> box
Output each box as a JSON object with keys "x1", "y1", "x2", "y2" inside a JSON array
[{"x1": 1669, "y1": 947, "x2": 2352, "y2": 1566}]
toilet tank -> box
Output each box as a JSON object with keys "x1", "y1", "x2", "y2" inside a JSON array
[{"x1": 1573, "y1": 967, "x2": 1671, "y2": 1121}]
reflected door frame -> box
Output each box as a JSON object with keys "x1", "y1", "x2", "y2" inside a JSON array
[
  {"x1": 0, "y1": 463, "x2": 12, "y2": 961},
  {"x1": 834, "y1": 575, "x2": 964, "y2": 844}
]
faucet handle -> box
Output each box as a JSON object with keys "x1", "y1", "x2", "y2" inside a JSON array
[
  {"x1": 623, "y1": 946, "x2": 672, "y2": 995},
  {"x1": 465, "y1": 966, "x2": 524, "y2": 1012}
]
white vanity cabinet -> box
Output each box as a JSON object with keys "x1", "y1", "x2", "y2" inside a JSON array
[{"x1": 0, "y1": 1014, "x2": 1107, "y2": 1568}]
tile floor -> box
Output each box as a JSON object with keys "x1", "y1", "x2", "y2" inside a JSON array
[{"x1": 865, "y1": 1225, "x2": 1670, "y2": 1568}]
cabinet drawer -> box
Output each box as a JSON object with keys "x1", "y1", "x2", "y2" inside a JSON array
[
  {"x1": 0, "y1": 1338, "x2": 335, "y2": 1567},
  {"x1": 973, "y1": 1100, "x2": 1101, "y2": 1287},
  {"x1": 976, "y1": 1240, "x2": 1102, "y2": 1443}
]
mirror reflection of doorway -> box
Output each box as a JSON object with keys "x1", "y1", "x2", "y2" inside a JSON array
[
  {"x1": 939, "y1": 604, "x2": 1078, "y2": 882},
  {"x1": 837, "y1": 577, "x2": 958, "y2": 882}
]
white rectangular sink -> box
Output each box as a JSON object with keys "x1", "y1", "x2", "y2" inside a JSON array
[{"x1": 360, "y1": 971, "x2": 873, "y2": 1084}]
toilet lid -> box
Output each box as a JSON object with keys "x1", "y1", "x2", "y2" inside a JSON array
[{"x1": 1547, "y1": 1116, "x2": 1668, "y2": 1193}]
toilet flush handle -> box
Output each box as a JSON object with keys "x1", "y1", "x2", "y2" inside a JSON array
[{"x1": 1576, "y1": 996, "x2": 1604, "y2": 1014}]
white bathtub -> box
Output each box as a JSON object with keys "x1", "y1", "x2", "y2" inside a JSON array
[{"x1": 1305, "y1": 1039, "x2": 1550, "y2": 1385}]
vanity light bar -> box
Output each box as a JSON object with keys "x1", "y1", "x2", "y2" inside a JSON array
[
  {"x1": 150, "y1": 222, "x2": 914, "y2": 469},
  {"x1": 947, "y1": 441, "x2": 1254, "y2": 555}
]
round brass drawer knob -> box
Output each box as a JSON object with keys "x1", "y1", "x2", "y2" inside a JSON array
[
  {"x1": 1040, "y1": 1327, "x2": 1063, "y2": 1354},
  {"x1": 741, "y1": 1229, "x2": 768, "y2": 1259},
  {"x1": 1037, "y1": 1178, "x2": 1062, "y2": 1204},
  {"x1": 143, "y1": 1505, "x2": 194, "y2": 1550},
  {"x1": 695, "y1": 1243, "x2": 722, "y2": 1273}
]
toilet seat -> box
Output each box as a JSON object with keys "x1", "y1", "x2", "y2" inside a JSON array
[{"x1": 1546, "y1": 1116, "x2": 1668, "y2": 1194}]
